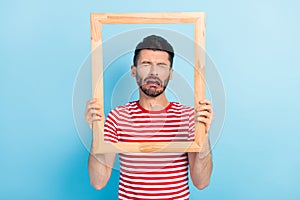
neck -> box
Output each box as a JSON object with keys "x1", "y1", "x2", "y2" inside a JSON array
[{"x1": 138, "y1": 90, "x2": 169, "y2": 111}]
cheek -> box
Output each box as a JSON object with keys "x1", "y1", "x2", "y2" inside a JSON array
[
  {"x1": 136, "y1": 68, "x2": 148, "y2": 77},
  {"x1": 136, "y1": 69, "x2": 148, "y2": 79},
  {"x1": 135, "y1": 71, "x2": 144, "y2": 85},
  {"x1": 162, "y1": 74, "x2": 171, "y2": 82},
  {"x1": 160, "y1": 76, "x2": 170, "y2": 87}
]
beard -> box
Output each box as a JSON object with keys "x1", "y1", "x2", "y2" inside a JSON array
[{"x1": 137, "y1": 75, "x2": 170, "y2": 97}]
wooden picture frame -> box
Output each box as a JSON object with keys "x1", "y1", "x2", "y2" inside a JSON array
[{"x1": 90, "y1": 12, "x2": 206, "y2": 153}]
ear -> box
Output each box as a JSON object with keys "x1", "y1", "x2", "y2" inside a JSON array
[
  {"x1": 131, "y1": 65, "x2": 136, "y2": 77},
  {"x1": 169, "y1": 68, "x2": 174, "y2": 80}
]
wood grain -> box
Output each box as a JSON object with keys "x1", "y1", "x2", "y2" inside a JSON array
[{"x1": 90, "y1": 12, "x2": 206, "y2": 153}]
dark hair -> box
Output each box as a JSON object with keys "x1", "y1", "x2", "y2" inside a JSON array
[{"x1": 133, "y1": 35, "x2": 174, "y2": 68}]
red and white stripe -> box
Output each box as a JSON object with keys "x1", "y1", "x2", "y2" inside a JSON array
[{"x1": 104, "y1": 101, "x2": 195, "y2": 200}]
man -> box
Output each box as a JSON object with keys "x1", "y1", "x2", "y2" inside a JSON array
[{"x1": 85, "y1": 35, "x2": 213, "y2": 199}]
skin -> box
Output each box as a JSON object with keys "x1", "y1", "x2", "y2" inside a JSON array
[{"x1": 85, "y1": 49, "x2": 213, "y2": 190}]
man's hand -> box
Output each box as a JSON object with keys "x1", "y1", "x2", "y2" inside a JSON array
[
  {"x1": 85, "y1": 98, "x2": 103, "y2": 129},
  {"x1": 195, "y1": 100, "x2": 214, "y2": 134}
]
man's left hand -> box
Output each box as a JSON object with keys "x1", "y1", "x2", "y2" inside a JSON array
[{"x1": 195, "y1": 100, "x2": 214, "y2": 134}]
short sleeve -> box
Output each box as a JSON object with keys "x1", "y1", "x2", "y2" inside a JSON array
[
  {"x1": 187, "y1": 107, "x2": 195, "y2": 141},
  {"x1": 104, "y1": 109, "x2": 119, "y2": 143}
]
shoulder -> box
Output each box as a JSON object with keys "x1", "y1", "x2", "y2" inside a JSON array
[
  {"x1": 109, "y1": 101, "x2": 139, "y2": 114},
  {"x1": 171, "y1": 102, "x2": 194, "y2": 112}
]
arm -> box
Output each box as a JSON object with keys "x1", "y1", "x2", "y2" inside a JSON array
[
  {"x1": 88, "y1": 151, "x2": 116, "y2": 190},
  {"x1": 188, "y1": 99, "x2": 213, "y2": 190},
  {"x1": 188, "y1": 137, "x2": 212, "y2": 189},
  {"x1": 85, "y1": 98, "x2": 116, "y2": 190}
]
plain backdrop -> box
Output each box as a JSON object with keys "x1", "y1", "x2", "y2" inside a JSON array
[{"x1": 1, "y1": 0, "x2": 299, "y2": 199}]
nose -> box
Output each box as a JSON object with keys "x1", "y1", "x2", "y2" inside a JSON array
[{"x1": 149, "y1": 65, "x2": 158, "y2": 75}]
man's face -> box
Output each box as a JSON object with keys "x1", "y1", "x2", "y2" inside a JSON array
[{"x1": 132, "y1": 49, "x2": 173, "y2": 97}]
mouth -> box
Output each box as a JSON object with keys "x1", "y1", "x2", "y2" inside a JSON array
[{"x1": 145, "y1": 79, "x2": 161, "y2": 87}]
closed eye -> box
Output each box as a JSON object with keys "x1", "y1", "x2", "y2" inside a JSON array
[
  {"x1": 141, "y1": 61, "x2": 151, "y2": 64},
  {"x1": 157, "y1": 63, "x2": 169, "y2": 68}
]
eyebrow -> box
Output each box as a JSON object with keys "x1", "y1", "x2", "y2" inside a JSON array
[
  {"x1": 141, "y1": 61, "x2": 152, "y2": 64},
  {"x1": 141, "y1": 61, "x2": 168, "y2": 66},
  {"x1": 157, "y1": 62, "x2": 168, "y2": 66}
]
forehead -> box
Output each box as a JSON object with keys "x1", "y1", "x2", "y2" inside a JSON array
[{"x1": 138, "y1": 49, "x2": 170, "y2": 64}]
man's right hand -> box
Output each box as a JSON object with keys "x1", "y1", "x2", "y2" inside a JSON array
[{"x1": 85, "y1": 98, "x2": 103, "y2": 129}]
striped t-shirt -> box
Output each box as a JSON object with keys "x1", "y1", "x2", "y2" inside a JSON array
[{"x1": 104, "y1": 101, "x2": 195, "y2": 200}]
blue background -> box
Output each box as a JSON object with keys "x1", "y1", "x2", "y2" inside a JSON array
[{"x1": 1, "y1": 0, "x2": 299, "y2": 199}]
